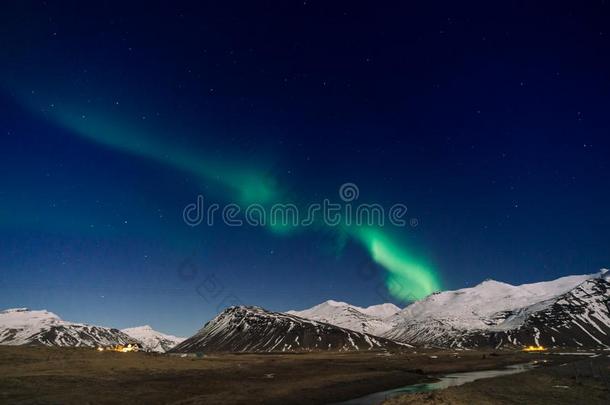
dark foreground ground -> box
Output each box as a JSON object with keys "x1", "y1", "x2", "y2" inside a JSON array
[{"x1": 0, "y1": 346, "x2": 602, "y2": 404}]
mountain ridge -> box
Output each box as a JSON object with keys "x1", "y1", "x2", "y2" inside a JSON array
[
  {"x1": 0, "y1": 308, "x2": 136, "y2": 348},
  {"x1": 171, "y1": 305, "x2": 410, "y2": 353},
  {"x1": 384, "y1": 269, "x2": 610, "y2": 348},
  {"x1": 290, "y1": 270, "x2": 610, "y2": 349}
]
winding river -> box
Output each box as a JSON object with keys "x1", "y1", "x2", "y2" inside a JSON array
[{"x1": 337, "y1": 362, "x2": 537, "y2": 405}]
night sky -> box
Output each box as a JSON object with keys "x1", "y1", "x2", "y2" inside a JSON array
[{"x1": 1, "y1": 1, "x2": 609, "y2": 336}]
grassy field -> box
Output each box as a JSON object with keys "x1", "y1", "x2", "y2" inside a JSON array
[{"x1": 0, "y1": 346, "x2": 594, "y2": 404}]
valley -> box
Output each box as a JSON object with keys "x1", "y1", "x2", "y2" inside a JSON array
[{"x1": 0, "y1": 346, "x2": 597, "y2": 404}]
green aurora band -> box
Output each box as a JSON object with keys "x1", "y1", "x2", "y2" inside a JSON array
[
  {"x1": 350, "y1": 228, "x2": 440, "y2": 300},
  {"x1": 17, "y1": 93, "x2": 442, "y2": 301}
]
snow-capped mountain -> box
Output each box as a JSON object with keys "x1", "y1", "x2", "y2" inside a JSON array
[
  {"x1": 384, "y1": 270, "x2": 610, "y2": 348},
  {"x1": 458, "y1": 276, "x2": 610, "y2": 348},
  {"x1": 121, "y1": 325, "x2": 185, "y2": 353},
  {"x1": 171, "y1": 306, "x2": 409, "y2": 353},
  {"x1": 286, "y1": 300, "x2": 400, "y2": 335},
  {"x1": 0, "y1": 308, "x2": 136, "y2": 348}
]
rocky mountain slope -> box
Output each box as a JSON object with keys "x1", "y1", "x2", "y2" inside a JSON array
[
  {"x1": 384, "y1": 270, "x2": 610, "y2": 348},
  {"x1": 171, "y1": 306, "x2": 409, "y2": 353},
  {"x1": 0, "y1": 308, "x2": 136, "y2": 348}
]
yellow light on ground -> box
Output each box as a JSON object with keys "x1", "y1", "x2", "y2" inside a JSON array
[
  {"x1": 523, "y1": 345, "x2": 547, "y2": 352},
  {"x1": 95, "y1": 344, "x2": 138, "y2": 353},
  {"x1": 119, "y1": 344, "x2": 136, "y2": 353}
]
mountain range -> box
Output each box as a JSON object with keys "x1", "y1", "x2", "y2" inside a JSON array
[
  {"x1": 383, "y1": 269, "x2": 610, "y2": 348},
  {"x1": 2, "y1": 270, "x2": 608, "y2": 352},
  {"x1": 286, "y1": 269, "x2": 610, "y2": 349},
  {"x1": 0, "y1": 308, "x2": 184, "y2": 352},
  {"x1": 0, "y1": 308, "x2": 136, "y2": 348}
]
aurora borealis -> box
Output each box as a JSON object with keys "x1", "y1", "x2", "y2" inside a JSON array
[
  {"x1": 13, "y1": 87, "x2": 441, "y2": 300},
  {"x1": 1, "y1": 2, "x2": 609, "y2": 336}
]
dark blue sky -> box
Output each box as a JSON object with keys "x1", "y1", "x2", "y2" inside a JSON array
[{"x1": 1, "y1": 1, "x2": 609, "y2": 336}]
